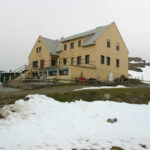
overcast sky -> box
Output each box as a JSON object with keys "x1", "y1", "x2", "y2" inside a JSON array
[{"x1": 0, "y1": 0, "x2": 150, "y2": 71}]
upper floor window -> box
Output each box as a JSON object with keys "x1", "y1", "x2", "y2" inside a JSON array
[
  {"x1": 64, "y1": 44, "x2": 67, "y2": 50},
  {"x1": 107, "y1": 40, "x2": 110, "y2": 48},
  {"x1": 77, "y1": 56, "x2": 81, "y2": 65},
  {"x1": 85, "y1": 55, "x2": 90, "y2": 64},
  {"x1": 70, "y1": 42, "x2": 74, "y2": 49},
  {"x1": 107, "y1": 57, "x2": 110, "y2": 65},
  {"x1": 71, "y1": 57, "x2": 74, "y2": 65},
  {"x1": 33, "y1": 61, "x2": 38, "y2": 68},
  {"x1": 39, "y1": 47, "x2": 41, "y2": 52},
  {"x1": 78, "y1": 40, "x2": 81, "y2": 47},
  {"x1": 101, "y1": 55, "x2": 105, "y2": 64},
  {"x1": 36, "y1": 47, "x2": 42, "y2": 53},
  {"x1": 116, "y1": 45, "x2": 120, "y2": 51},
  {"x1": 63, "y1": 58, "x2": 67, "y2": 65},
  {"x1": 116, "y1": 59, "x2": 120, "y2": 67}
]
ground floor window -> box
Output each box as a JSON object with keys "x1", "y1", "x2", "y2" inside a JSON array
[
  {"x1": 100, "y1": 55, "x2": 105, "y2": 64},
  {"x1": 48, "y1": 69, "x2": 57, "y2": 76},
  {"x1": 85, "y1": 55, "x2": 90, "y2": 64},
  {"x1": 77, "y1": 56, "x2": 81, "y2": 65},
  {"x1": 59, "y1": 68, "x2": 69, "y2": 75},
  {"x1": 116, "y1": 59, "x2": 120, "y2": 67},
  {"x1": 107, "y1": 57, "x2": 110, "y2": 65}
]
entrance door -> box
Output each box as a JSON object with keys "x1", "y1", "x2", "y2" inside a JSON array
[
  {"x1": 40, "y1": 60, "x2": 44, "y2": 68},
  {"x1": 109, "y1": 72, "x2": 113, "y2": 82}
]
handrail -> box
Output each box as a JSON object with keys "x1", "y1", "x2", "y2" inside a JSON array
[
  {"x1": 13, "y1": 65, "x2": 26, "y2": 73},
  {"x1": 13, "y1": 64, "x2": 32, "y2": 73}
]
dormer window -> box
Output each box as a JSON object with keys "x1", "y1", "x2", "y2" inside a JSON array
[{"x1": 107, "y1": 40, "x2": 111, "y2": 48}]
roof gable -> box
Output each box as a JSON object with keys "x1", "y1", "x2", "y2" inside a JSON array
[
  {"x1": 60, "y1": 23, "x2": 112, "y2": 46},
  {"x1": 42, "y1": 37, "x2": 62, "y2": 55}
]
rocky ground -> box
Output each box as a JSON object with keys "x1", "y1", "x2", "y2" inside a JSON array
[{"x1": 128, "y1": 57, "x2": 150, "y2": 72}]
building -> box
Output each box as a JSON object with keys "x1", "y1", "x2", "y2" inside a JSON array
[{"x1": 28, "y1": 22, "x2": 128, "y2": 82}]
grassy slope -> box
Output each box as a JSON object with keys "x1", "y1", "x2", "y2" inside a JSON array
[
  {"x1": 0, "y1": 88, "x2": 150, "y2": 109},
  {"x1": 49, "y1": 88, "x2": 150, "y2": 104}
]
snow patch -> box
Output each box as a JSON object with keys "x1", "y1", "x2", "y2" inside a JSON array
[
  {"x1": 129, "y1": 60, "x2": 144, "y2": 64},
  {"x1": 0, "y1": 94, "x2": 150, "y2": 150},
  {"x1": 74, "y1": 85, "x2": 126, "y2": 91}
]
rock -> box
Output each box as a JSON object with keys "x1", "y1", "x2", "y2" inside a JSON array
[
  {"x1": 104, "y1": 94, "x2": 110, "y2": 99},
  {"x1": 111, "y1": 146, "x2": 124, "y2": 150},
  {"x1": 139, "y1": 144, "x2": 147, "y2": 149},
  {"x1": 107, "y1": 118, "x2": 117, "y2": 123}
]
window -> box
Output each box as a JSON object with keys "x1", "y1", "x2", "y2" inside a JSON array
[
  {"x1": 85, "y1": 55, "x2": 90, "y2": 64},
  {"x1": 77, "y1": 56, "x2": 81, "y2": 65},
  {"x1": 33, "y1": 61, "x2": 38, "y2": 68},
  {"x1": 63, "y1": 58, "x2": 67, "y2": 65},
  {"x1": 36, "y1": 47, "x2": 42, "y2": 52},
  {"x1": 71, "y1": 57, "x2": 74, "y2": 65},
  {"x1": 59, "y1": 68, "x2": 69, "y2": 75},
  {"x1": 78, "y1": 40, "x2": 81, "y2": 47},
  {"x1": 107, "y1": 40, "x2": 110, "y2": 48},
  {"x1": 70, "y1": 42, "x2": 74, "y2": 49},
  {"x1": 39, "y1": 47, "x2": 41, "y2": 52},
  {"x1": 51, "y1": 60, "x2": 56, "y2": 66},
  {"x1": 101, "y1": 55, "x2": 105, "y2": 64},
  {"x1": 116, "y1": 45, "x2": 120, "y2": 51},
  {"x1": 116, "y1": 59, "x2": 120, "y2": 67},
  {"x1": 36, "y1": 48, "x2": 38, "y2": 53},
  {"x1": 107, "y1": 57, "x2": 110, "y2": 65},
  {"x1": 48, "y1": 70, "x2": 57, "y2": 76},
  {"x1": 64, "y1": 44, "x2": 67, "y2": 50}
]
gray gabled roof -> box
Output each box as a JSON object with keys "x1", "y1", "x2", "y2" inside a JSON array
[
  {"x1": 40, "y1": 23, "x2": 112, "y2": 55},
  {"x1": 60, "y1": 23, "x2": 112, "y2": 46},
  {"x1": 42, "y1": 37, "x2": 62, "y2": 55}
]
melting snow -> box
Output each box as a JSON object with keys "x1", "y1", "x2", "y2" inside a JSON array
[
  {"x1": 73, "y1": 85, "x2": 126, "y2": 91},
  {"x1": 0, "y1": 94, "x2": 150, "y2": 150}
]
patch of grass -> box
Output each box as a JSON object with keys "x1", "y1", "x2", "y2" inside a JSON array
[{"x1": 48, "y1": 88, "x2": 150, "y2": 104}]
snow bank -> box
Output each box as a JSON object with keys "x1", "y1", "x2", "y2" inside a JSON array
[
  {"x1": 74, "y1": 85, "x2": 126, "y2": 91},
  {"x1": 0, "y1": 94, "x2": 150, "y2": 150},
  {"x1": 129, "y1": 66, "x2": 150, "y2": 81},
  {"x1": 129, "y1": 60, "x2": 144, "y2": 64}
]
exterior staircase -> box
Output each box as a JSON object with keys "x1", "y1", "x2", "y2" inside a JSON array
[{"x1": 13, "y1": 65, "x2": 32, "y2": 81}]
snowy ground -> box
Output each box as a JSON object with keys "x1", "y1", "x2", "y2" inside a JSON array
[
  {"x1": 74, "y1": 85, "x2": 126, "y2": 91},
  {"x1": 0, "y1": 94, "x2": 150, "y2": 150},
  {"x1": 129, "y1": 60, "x2": 144, "y2": 64},
  {"x1": 128, "y1": 66, "x2": 150, "y2": 81}
]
